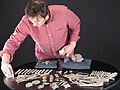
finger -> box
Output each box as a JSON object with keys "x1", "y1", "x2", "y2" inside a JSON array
[
  {"x1": 2, "y1": 64, "x2": 14, "y2": 77},
  {"x1": 62, "y1": 48, "x2": 69, "y2": 56},
  {"x1": 1, "y1": 66, "x2": 10, "y2": 77},
  {"x1": 66, "y1": 54, "x2": 70, "y2": 57},
  {"x1": 8, "y1": 65, "x2": 14, "y2": 77},
  {"x1": 59, "y1": 49, "x2": 64, "y2": 55},
  {"x1": 7, "y1": 64, "x2": 14, "y2": 77},
  {"x1": 1, "y1": 68, "x2": 7, "y2": 76},
  {"x1": 59, "y1": 49, "x2": 67, "y2": 56},
  {"x1": 63, "y1": 47, "x2": 72, "y2": 56},
  {"x1": 5, "y1": 65, "x2": 11, "y2": 76}
]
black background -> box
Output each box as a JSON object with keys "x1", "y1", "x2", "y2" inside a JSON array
[{"x1": 0, "y1": 0, "x2": 120, "y2": 90}]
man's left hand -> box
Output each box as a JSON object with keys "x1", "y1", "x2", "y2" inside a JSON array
[{"x1": 59, "y1": 41, "x2": 76, "y2": 57}]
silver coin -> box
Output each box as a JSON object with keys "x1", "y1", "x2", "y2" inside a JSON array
[
  {"x1": 38, "y1": 84, "x2": 44, "y2": 89},
  {"x1": 42, "y1": 82, "x2": 49, "y2": 85},
  {"x1": 32, "y1": 80, "x2": 40, "y2": 85},
  {"x1": 25, "y1": 82, "x2": 33, "y2": 88}
]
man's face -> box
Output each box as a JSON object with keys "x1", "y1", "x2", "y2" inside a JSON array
[{"x1": 28, "y1": 15, "x2": 49, "y2": 27}]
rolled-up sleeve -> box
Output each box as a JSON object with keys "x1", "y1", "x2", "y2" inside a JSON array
[
  {"x1": 66, "y1": 7, "x2": 81, "y2": 42},
  {"x1": 0, "y1": 17, "x2": 29, "y2": 61}
]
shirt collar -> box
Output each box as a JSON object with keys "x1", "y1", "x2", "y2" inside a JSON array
[{"x1": 46, "y1": 7, "x2": 53, "y2": 24}]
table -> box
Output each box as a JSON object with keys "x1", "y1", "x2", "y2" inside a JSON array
[{"x1": 3, "y1": 59, "x2": 120, "y2": 90}]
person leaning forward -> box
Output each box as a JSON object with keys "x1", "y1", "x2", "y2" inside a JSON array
[{"x1": 0, "y1": 0, "x2": 80, "y2": 77}]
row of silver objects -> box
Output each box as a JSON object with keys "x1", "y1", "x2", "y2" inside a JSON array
[
  {"x1": 63, "y1": 71, "x2": 118, "y2": 87},
  {"x1": 12, "y1": 69, "x2": 53, "y2": 83},
  {"x1": 12, "y1": 69, "x2": 118, "y2": 88}
]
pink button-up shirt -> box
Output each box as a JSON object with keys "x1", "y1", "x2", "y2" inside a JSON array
[{"x1": 0, "y1": 5, "x2": 80, "y2": 61}]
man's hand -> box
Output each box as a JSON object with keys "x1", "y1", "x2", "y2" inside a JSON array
[
  {"x1": 59, "y1": 41, "x2": 76, "y2": 57},
  {"x1": 1, "y1": 52, "x2": 14, "y2": 78},
  {"x1": 1, "y1": 62, "x2": 14, "y2": 78}
]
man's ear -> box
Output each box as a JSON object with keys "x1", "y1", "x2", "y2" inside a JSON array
[{"x1": 45, "y1": 15, "x2": 49, "y2": 21}]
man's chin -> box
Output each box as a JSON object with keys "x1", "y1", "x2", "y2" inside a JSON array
[
  {"x1": 37, "y1": 24, "x2": 44, "y2": 27},
  {"x1": 37, "y1": 25, "x2": 42, "y2": 27}
]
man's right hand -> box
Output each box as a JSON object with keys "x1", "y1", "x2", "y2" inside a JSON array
[
  {"x1": 1, "y1": 52, "x2": 14, "y2": 78},
  {"x1": 1, "y1": 62, "x2": 14, "y2": 78}
]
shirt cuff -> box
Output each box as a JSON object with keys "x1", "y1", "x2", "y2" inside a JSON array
[{"x1": 69, "y1": 35, "x2": 80, "y2": 42}]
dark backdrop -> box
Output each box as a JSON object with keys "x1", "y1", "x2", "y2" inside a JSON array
[{"x1": 0, "y1": 0, "x2": 120, "y2": 90}]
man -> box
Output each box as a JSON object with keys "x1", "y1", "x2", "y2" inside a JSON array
[{"x1": 0, "y1": 0, "x2": 80, "y2": 77}]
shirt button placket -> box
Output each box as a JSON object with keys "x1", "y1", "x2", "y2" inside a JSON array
[
  {"x1": 51, "y1": 43, "x2": 54, "y2": 52},
  {"x1": 46, "y1": 24, "x2": 55, "y2": 54},
  {"x1": 46, "y1": 25, "x2": 48, "y2": 27},
  {"x1": 51, "y1": 43, "x2": 53, "y2": 45}
]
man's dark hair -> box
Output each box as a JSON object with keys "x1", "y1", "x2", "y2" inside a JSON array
[{"x1": 25, "y1": 0, "x2": 50, "y2": 18}]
